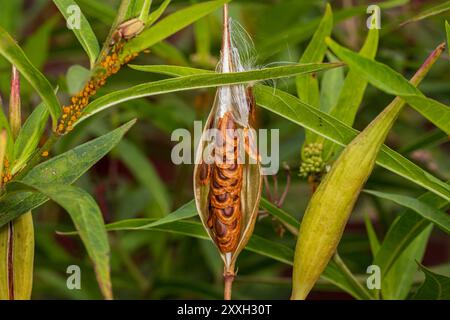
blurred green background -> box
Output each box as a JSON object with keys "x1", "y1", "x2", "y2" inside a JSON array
[{"x1": 0, "y1": 0, "x2": 448, "y2": 299}]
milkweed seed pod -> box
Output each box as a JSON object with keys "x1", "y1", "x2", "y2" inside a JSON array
[
  {"x1": 193, "y1": 5, "x2": 262, "y2": 280},
  {"x1": 291, "y1": 42, "x2": 446, "y2": 300}
]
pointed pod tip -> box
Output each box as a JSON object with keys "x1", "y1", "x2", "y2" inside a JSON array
[{"x1": 221, "y1": 4, "x2": 233, "y2": 73}]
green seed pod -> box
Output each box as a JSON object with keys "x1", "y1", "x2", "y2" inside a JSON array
[
  {"x1": 291, "y1": 42, "x2": 445, "y2": 300},
  {"x1": 0, "y1": 213, "x2": 34, "y2": 300}
]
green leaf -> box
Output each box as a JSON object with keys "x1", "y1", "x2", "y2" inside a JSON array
[
  {"x1": 321, "y1": 28, "x2": 378, "y2": 160},
  {"x1": 363, "y1": 214, "x2": 380, "y2": 257},
  {"x1": 150, "y1": 42, "x2": 189, "y2": 66},
  {"x1": 129, "y1": 64, "x2": 211, "y2": 76},
  {"x1": 382, "y1": 225, "x2": 431, "y2": 300},
  {"x1": 297, "y1": 4, "x2": 333, "y2": 143},
  {"x1": 16, "y1": 182, "x2": 112, "y2": 300},
  {"x1": 319, "y1": 52, "x2": 344, "y2": 114},
  {"x1": 260, "y1": 197, "x2": 299, "y2": 235},
  {"x1": 331, "y1": 28, "x2": 379, "y2": 125},
  {"x1": 0, "y1": 0, "x2": 22, "y2": 34},
  {"x1": 297, "y1": 4, "x2": 333, "y2": 105},
  {"x1": 53, "y1": 0, "x2": 100, "y2": 68},
  {"x1": 446, "y1": 21, "x2": 450, "y2": 58},
  {"x1": 124, "y1": 64, "x2": 450, "y2": 202},
  {"x1": 23, "y1": 17, "x2": 58, "y2": 71},
  {"x1": 116, "y1": 139, "x2": 170, "y2": 215},
  {"x1": 146, "y1": 0, "x2": 171, "y2": 26},
  {"x1": 138, "y1": 0, "x2": 152, "y2": 22},
  {"x1": 0, "y1": 120, "x2": 136, "y2": 227},
  {"x1": 256, "y1": 0, "x2": 407, "y2": 60},
  {"x1": 66, "y1": 65, "x2": 91, "y2": 95},
  {"x1": 364, "y1": 190, "x2": 450, "y2": 234},
  {"x1": 0, "y1": 25, "x2": 61, "y2": 128},
  {"x1": 327, "y1": 38, "x2": 450, "y2": 135},
  {"x1": 122, "y1": 0, "x2": 230, "y2": 57},
  {"x1": 127, "y1": 0, "x2": 145, "y2": 19},
  {"x1": 401, "y1": 1, "x2": 450, "y2": 27},
  {"x1": 413, "y1": 265, "x2": 450, "y2": 300},
  {"x1": 254, "y1": 85, "x2": 450, "y2": 202},
  {"x1": 80, "y1": 63, "x2": 341, "y2": 122},
  {"x1": 92, "y1": 204, "x2": 370, "y2": 300},
  {"x1": 374, "y1": 188, "x2": 449, "y2": 277},
  {"x1": 12, "y1": 102, "x2": 49, "y2": 175}
]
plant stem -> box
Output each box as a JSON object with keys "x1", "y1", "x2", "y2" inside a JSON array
[
  {"x1": 333, "y1": 252, "x2": 375, "y2": 300},
  {"x1": 223, "y1": 269, "x2": 235, "y2": 300}
]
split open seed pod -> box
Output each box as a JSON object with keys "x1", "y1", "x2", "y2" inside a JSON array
[{"x1": 193, "y1": 5, "x2": 262, "y2": 277}]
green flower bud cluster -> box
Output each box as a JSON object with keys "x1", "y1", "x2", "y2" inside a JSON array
[{"x1": 299, "y1": 143, "x2": 325, "y2": 178}]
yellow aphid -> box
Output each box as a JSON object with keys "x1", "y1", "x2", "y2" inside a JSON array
[{"x1": 41, "y1": 151, "x2": 49, "y2": 157}]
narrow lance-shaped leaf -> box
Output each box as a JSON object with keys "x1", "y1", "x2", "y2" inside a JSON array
[
  {"x1": 367, "y1": 188, "x2": 445, "y2": 299},
  {"x1": 0, "y1": 25, "x2": 61, "y2": 128},
  {"x1": 256, "y1": 0, "x2": 407, "y2": 61},
  {"x1": 53, "y1": 0, "x2": 100, "y2": 68},
  {"x1": 364, "y1": 214, "x2": 380, "y2": 257},
  {"x1": 321, "y1": 27, "x2": 379, "y2": 160},
  {"x1": 116, "y1": 139, "x2": 170, "y2": 216},
  {"x1": 319, "y1": 52, "x2": 344, "y2": 114},
  {"x1": 290, "y1": 42, "x2": 445, "y2": 300},
  {"x1": 374, "y1": 186, "x2": 449, "y2": 278},
  {"x1": 126, "y1": 64, "x2": 450, "y2": 202},
  {"x1": 413, "y1": 265, "x2": 450, "y2": 300},
  {"x1": 382, "y1": 224, "x2": 431, "y2": 300},
  {"x1": 255, "y1": 85, "x2": 450, "y2": 202},
  {"x1": 12, "y1": 102, "x2": 49, "y2": 175},
  {"x1": 364, "y1": 190, "x2": 450, "y2": 235},
  {"x1": 0, "y1": 120, "x2": 136, "y2": 227},
  {"x1": 401, "y1": 1, "x2": 450, "y2": 27},
  {"x1": 122, "y1": 0, "x2": 230, "y2": 58},
  {"x1": 138, "y1": 0, "x2": 152, "y2": 22},
  {"x1": 446, "y1": 21, "x2": 450, "y2": 58},
  {"x1": 94, "y1": 212, "x2": 371, "y2": 300},
  {"x1": 80, "y1": 62, "x2": 341, "y2": 123},
  {"x1": 15, "y1": 182, "x2": 112, "y2": 300},
  {"x1": 297, "y1": 3, "x2": 333, "y2": 104},
  {"x1": 146, "y1": 0, "x2": 171, "y2": 26},
  {"x1": 327, "y1": 38, "x2": 450, "y2": 135},
  {"x1": 297, "y1": 3, "x2": 333, "y2": 144}
]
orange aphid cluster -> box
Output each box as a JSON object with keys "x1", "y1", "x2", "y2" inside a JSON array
[
  {"x1": 1, "y1": 159, "x2": 12, "y2": 184},
  {"x1": 56, "y1": 41, "x2": 139, "y2": 135}
]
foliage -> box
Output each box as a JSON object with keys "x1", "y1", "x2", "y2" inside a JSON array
[{"x1": 0, "y1": 0, "x2": 448, "y2": 300}]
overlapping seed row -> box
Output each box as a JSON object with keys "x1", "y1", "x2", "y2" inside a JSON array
[
  {"x1": 56, "y1": 41, "x2": 139, "y2": 135},
  {"x1": 203, "y1": 112, "x2": 243, "y2": 253}
]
